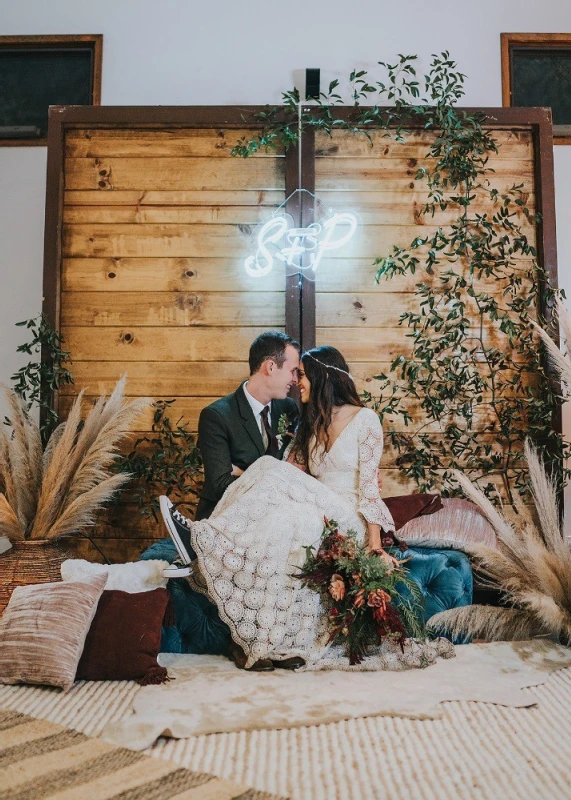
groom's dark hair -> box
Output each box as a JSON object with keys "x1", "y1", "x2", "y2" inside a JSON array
[{"x1": 249, "y1": 331, "x2": 300, "y2": 375}]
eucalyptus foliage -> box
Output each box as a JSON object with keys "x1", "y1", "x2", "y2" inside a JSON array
[{"x1": 232, "y1": 53, "x2": 568, "y2": 504}]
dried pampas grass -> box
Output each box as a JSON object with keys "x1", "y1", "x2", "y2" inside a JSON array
[
  {"x1": 429, "y1": 441, "x2": 571, "y2": 644},
  {"x1": 532, "y1": 296, "x2": 571, "y2": 398},
  {"x1": 0, "y1": 377, "x2": 149, "y2": 542}
]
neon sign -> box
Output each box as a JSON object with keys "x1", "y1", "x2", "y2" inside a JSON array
[{"x1": 245, "y1": 209, "x2": 358, "y2": 278}]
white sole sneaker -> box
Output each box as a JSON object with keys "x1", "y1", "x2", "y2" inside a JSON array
[
  {"x1": 159, "y1": 495, "x2": 192, "y2": 565},
  {"x1": 163, "y1": 564, "x2": 191, "y2": 578}
]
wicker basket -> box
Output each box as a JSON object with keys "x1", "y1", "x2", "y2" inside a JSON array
[{"x1": 0, "y1": 540, "x2": 69, "y2": 614}]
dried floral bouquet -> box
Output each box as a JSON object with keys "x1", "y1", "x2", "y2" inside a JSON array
[{"x1": 297, "y1": 518, "x2": 426, "y2": 664}]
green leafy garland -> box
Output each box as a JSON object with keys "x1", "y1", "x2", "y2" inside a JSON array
[{"x1": 231, "y1": 53, "x2": 568, "y2": 504}]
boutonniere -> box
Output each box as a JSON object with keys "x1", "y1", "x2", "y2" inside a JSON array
[{"x1": 277, "y1": 413, "x2": 296, "y2": 450}]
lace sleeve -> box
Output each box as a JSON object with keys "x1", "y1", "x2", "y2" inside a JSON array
[{"x1": 357, "y1": 410, "x2": 395, "y2": 531}]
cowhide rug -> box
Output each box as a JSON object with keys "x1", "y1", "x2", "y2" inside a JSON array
[{"x1": 101, "y1": 640, "x2": 571, "y2": 750}]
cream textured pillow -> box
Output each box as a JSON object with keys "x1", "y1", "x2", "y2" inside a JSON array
[{"x1": 0, "y1": 574, "x2": 107, "y2": 691}]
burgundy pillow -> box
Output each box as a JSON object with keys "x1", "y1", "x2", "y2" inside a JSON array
[{"x1": 76, "y1": 588, "x2": 170, "y2": 685}]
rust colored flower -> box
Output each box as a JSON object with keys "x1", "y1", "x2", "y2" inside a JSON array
[
  {"x1": 329, "y1": 574, "x2": 346, "y2": 601},
  {"x1": 330, "y1": 607, "x2": 339, "y2": 617},
  {"x1": 352, "y1": 572, "x2": 362, "y2": 586},
  {"x1": 367, "y1": 589, "x2": 391, "y2": 610},
  {"x1": 353, "y1": 588, "x2": 366, "y2": 608}
]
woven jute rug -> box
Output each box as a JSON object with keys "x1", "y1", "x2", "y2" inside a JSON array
[
  {"x1": 2, "y1": 641, "x2": 571, "y2": 800},
  {"x1": 0, "y1": 708, "x2": 283, "y2": 799}
]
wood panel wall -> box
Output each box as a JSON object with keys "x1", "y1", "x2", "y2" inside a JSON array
[
  {"x1": 58, "y1": 127, "x2": 285, "y2": 560},
  {"x1": 49, "y1": 116, "x2": 550, "y2": 563},
  {"x1": 313, "y1": 128, "x2": 537, "y2": 496}
]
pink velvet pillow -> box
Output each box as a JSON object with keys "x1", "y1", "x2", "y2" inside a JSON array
[{"x1": 399, "y1": 498, "x2": 497, "y2": 551}]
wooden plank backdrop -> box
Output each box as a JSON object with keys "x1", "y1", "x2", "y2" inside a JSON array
[
  {"x1": 46, "y1": 112, "x2": 554, "y2": 563},
  {"x1": 59, "y1": 127, "x2": 286, "y2": 560},
  {"x1": 313, "y1": 128, "x2": 538, "y2": 497}
]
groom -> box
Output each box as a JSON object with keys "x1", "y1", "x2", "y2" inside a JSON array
[
  {"x1": 162, "y1": 330, "x2": 300, "y2": 557},
  {"x1": 196, "y1": 330, "x2": 300, "y2": 520},
  {"x1": 160, "y1": 330, "x2": 301, "y2": 670}
]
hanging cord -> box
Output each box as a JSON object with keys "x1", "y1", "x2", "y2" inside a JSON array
[{"x1": 298, "y1": 100, "x2": 302, "y2": 190}]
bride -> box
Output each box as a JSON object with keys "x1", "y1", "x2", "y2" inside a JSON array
[{"x1": 163, "y1": 346, "x2": 401, "y2": 669}]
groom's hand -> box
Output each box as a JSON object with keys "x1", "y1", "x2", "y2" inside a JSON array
[
  {"x1": 376, "y1": 467, "x2": 383, "y2": 491},
  {"x1": 231, "y1": 464, "x2": 244, "y2": 477}
]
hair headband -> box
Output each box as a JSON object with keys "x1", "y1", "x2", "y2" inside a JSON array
[{"x1": 304, "y1": 352, "x2": 354, "y2": 381}]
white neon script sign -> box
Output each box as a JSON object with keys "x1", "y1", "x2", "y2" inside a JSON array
[{"x1": 245, "y1": 212, "x2": 357, "y2": 277}]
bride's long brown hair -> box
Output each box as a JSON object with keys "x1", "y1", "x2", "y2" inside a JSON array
[{"x1": 290, "y1": 346, "x2": 363, "y2": 475}]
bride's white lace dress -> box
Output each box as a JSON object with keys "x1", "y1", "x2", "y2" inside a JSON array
[{"x1": 188, "y1": 408, "x2": 451, "y2": 668}]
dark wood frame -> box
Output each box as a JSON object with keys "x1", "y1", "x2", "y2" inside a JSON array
[
  {"x1": 0, "y1": 34, "x2": 103, "y2": 146},
  {"x1": 42, "y1": 104, "x2": 560, "y2": 434},
  {"x1": 501, "y1": 32, "x2": 571, "y2": 145}
]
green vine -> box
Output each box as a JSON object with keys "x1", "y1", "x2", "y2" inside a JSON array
[
  {"x1": 231, "y1": 53, "x2": 569, "y2": 504},
  {"x1": 10, "y1": 314, "x2": 74, "y2": 445},
  {"x1": 117, "y1": 399, "x2": 202, "y2": 519}
]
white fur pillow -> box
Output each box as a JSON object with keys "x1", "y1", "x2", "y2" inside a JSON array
[{"x1": 61, "y1": 559, "x2": 169, "y2": 592}]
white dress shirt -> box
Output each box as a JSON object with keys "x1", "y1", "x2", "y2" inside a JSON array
[{"x1": 243, "y1": 381, "x2": 270, "y2": 446}]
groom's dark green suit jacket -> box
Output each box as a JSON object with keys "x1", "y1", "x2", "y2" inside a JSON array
[{"x1": 195, "y1": 384, "x2": 299, "y2": 520}]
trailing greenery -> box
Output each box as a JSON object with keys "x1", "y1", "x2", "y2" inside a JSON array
[
  {"x1": 10, "y1": 314, "x2": 74, "y2": 445},
  {"x1": 117, "y1": 399, "x2": 202, "y2": 519},
  {"x1": 231, "y1": 53, "x2": 568, "y2": 504}
]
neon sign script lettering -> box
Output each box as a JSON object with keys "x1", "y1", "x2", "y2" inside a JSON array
[{"x1": 245, "y1": 212, "x2": 357, "y2": 278}]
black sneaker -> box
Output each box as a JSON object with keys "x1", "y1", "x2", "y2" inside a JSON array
[{"x1": 159, "y1": 495, "x2": 195, "y2": 565}]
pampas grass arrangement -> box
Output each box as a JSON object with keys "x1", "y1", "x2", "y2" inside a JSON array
[
  {"x1": 531, "y1": 295, "x2": 571, "y2": 399},
  {"x1": 0, "y1": 377, "x2": 149, "y2": 542},
  {"x1": 428, "y1": 440, "x2": 571, "y2": 644},
  {"x1": 429, "y1": 297, "x2": 571, "y2": 645}
]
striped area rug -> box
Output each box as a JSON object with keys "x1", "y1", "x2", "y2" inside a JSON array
[{"x1": 0, "y1": 708, "x2": 283, "y2": 800}]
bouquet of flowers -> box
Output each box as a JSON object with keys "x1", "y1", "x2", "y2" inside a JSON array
[{"x1": 297, "y1": 518, "x2": 425, "y2": 664}]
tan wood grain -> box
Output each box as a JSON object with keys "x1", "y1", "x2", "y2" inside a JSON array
[
  {"x1": 61, "y1": 291, "x2": 285, "y2": 327},
  {"x1": 63, "y1": 223, "x2": 257, "y2": 258},
  {"x1": 62, "y1": 199, "x2": 536, "y2": 230},
  {"x1": 61, "y1": 255, "x2": 533, "y2": 294},
  {"x1": 61, "y1": 326, "x2": 284, "y2": 361},
  {"x1": 315, "y1": 129, "x2": 533, "y2": 159},
  {"x1": 58, "y1": 360, "x2": 249, "y2": 397},
  {"x1": 315, "y1": 157, "x2": 533, "y2": 186},
  {"x1": 63, "y1": 205, "x2": 276, "y2": 225},
  {"x1": 316, "y1": 291, "x2": 537, "y2": 327},
  {"x1": 65, "y1": 157, "x2": 285, "y2": 191},
  {"x1": 61, "y1": 257, "x2": 285, "y2": 292},
  {"x1": 64, "y1": 189, "x2": 284, "y2": 206},
  {"x1": 62, "y1": 221, "x2": 535, "y2": 259},
  {"x1": 317, "y1": 325, "x2": 537, "y2": 362},
  {"x1": 65, "y1": 128, "x2": 285, "y2": 158},
  {"x1": 315, "y1": 258, "x2": 534, "y2": 293}
]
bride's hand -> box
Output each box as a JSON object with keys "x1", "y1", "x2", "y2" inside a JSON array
[
  {"x1": 231, "y1": 464, "x2": 244, "y2": 477},
  {"x1": 370, "y1": 547, "x2": 400, "y2": 570}
]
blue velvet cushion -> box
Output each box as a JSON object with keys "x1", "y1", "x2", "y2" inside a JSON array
[
  {"x1": 139, "y1": 540, "x2": 472, "y2": 653},
  {"x1": 392, "y1": 547, "x2": 472, "y2": 644}
]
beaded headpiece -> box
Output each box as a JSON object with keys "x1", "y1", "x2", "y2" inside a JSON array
[{"x1": 303, "y1": 352, "x2": 354, "y2": 381}]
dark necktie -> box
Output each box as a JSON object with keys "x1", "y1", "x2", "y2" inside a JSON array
[{"x1": 261, "y1": 405, "x2": 279, "y2": 457}]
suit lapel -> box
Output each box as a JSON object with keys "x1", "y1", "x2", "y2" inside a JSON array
[{"x1": 236, "y1": 384, "x2": 265, "y2": 456}]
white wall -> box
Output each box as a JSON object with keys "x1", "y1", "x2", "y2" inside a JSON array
[{"x1": 2, "y1": 0, "x2": 571, "y2": 521}]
